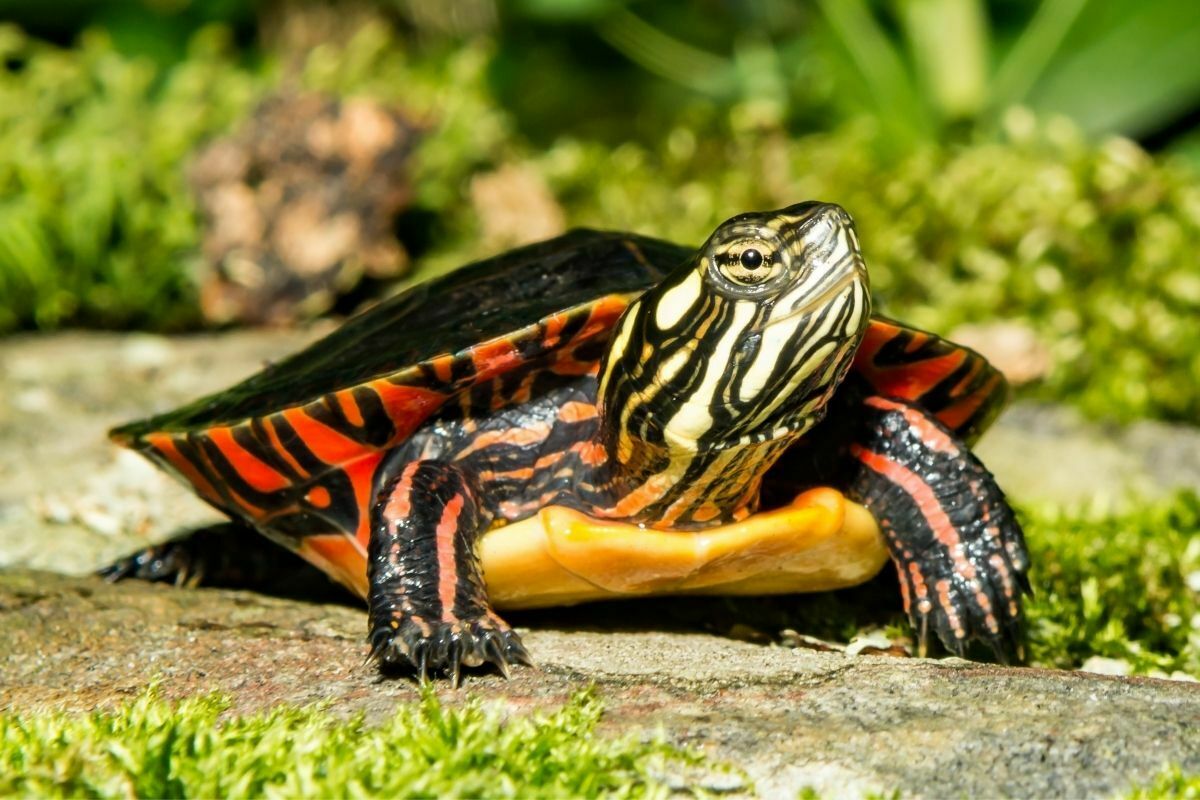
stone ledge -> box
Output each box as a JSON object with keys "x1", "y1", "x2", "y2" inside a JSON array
[{"x1": 2, "y1": 570, "x2": 1197, "y2": 799}]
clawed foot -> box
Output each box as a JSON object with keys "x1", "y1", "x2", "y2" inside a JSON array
[
  {"x1": 367, "y1": 613, "x2": 534, "y2": 685},
  {"x1": 98, "y1": 541, "x2": 202, "y2": 586},
  {"x1": 901, "y1": 505, "x2": 1032, "y2": 663}
]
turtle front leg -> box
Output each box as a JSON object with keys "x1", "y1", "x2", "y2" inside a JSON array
[
  {"x1": 847, "y1": 396, "x2": 1031, "y2": 662},
  {"x1": 368, "y1": 458, "x2": 531, "y2": 683}
]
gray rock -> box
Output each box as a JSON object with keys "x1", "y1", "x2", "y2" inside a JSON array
[{"x1": 1, "y1": 570, "x2": 1197, "y2": 798}]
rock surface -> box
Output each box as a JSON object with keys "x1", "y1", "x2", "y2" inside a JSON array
[
  {"x1": 1, "y1": 570, "x2": 1198, "y2": 798},
  {"x1": 3, "y1": 331, "x2": 1200, "y2": 797}
]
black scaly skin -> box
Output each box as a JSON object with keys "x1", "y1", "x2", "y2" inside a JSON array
[
  {"x1": 367, "y1": 457, "x2": 532, "y2": 684},
  {"x1": 99, "y1": 523, "x2": 338, "y2": 598}
]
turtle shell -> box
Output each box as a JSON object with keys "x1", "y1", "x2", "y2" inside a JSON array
[
  {"x1": 114, "y1": 230, "x2": 685, "y2": 441},
  {"x1": 112, "y1": 227, "x2": 1004, "y2": 551},
  {"x1": 111, "y1": 231, "x2": 685, "y2": 543}
]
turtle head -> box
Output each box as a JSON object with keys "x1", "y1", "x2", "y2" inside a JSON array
[{"x1": 600, "y1": 201, "x2": 872, "y2": 455}]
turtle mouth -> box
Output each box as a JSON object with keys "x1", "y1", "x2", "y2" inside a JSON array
[{"x1": 754, "y1": 270, "x2": 862, "y2": 335}]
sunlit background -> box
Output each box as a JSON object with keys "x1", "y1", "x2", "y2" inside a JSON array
[{"x1": 1, "y1": 0, "x2": 1198, "y2": 423}]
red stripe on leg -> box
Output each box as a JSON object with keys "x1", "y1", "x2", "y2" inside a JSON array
[
  {"x1": 436, "y1": 494, "x2": 465, "y2": 621},
  {"x1": 850, "y1": 443, "x2": 1001, "y2": 640},
  {"x1": 862, "y1": 397, "x2": 960, "y2": 456},
  {"x1": 384, "y1": 462, "x2": 422, "y2": 523}
]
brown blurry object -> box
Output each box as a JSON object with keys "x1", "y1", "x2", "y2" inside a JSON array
[
  {"x1": 190, "y1": 93, "x2": 417, "y2": 326},
  {"x1": 950, "y1": 321, "x2": 1053, "y2": 386},
  {"x1": 470, "y1": 164, "x2": 566, "y2": 250}
]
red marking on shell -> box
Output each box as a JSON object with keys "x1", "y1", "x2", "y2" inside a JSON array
[
  {"x1": 542, "y1": 311, "x2": 569, "y2": 350},
  {"x1": 863, "y1": 396, "x2": 959, "y2": 456},
  {"x1": 306, "y1": 486, "x2": 332, "y2": 508},
  {"x1": 188, "y1": 432, "x2": 268, "y2": 519},
  {"x1": 951, "y1": 357, "x2": 984, "y2": 395},
  {"x1": 436, "y1": 493, "x2": 466, "y2": 620},
  {"x1": 280, "y1": 408, "x2": 364, "y2": 466},
  {"x1": 336, "y1": 390, "x2": 365, "y2": 428},
  {"x1": 346, "y1": 451, "x2": 386, "y2": 547},
  {"x1": 262, "y1": 417, "x2": 309, "y2": 478},
  {"x1": 298, "y1": 534, "x2": 368, "y2": 600},
  {"x1": 145, "y1": 433, "x2": 222, "y2": 505},
  {"x1": 938, "y1": 372, "x2": 1003, "y2": 432},
  {"x1": 904, "y1": 331, "x2": 930, "y2": 353},
  {"x1": 471, "y1": 339, "x2": 521, "y2": 381},
  {"x1": 855, "y1": 320, "x2": 989, "y2": 430},
  {"x1": 431, "y1": 355, "x2": 455, "y2": 383},
  {"x1": 365, "y1": 380, "x2": 447, "y2": 445},
  {"x1": 580, "y1": 295, "x2": 630, "y2": 339},
  {"x1": 208, "y1": 426, "x2": 291, "y2": 493},
  {"x1": 867, "y1": 351, "x2": 967, "y2": 402}
]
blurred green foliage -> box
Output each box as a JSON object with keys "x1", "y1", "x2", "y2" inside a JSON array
[
  {"x1": 1128, "y1": 766, "x2": 1200, "y2": 800},
  {"x1": 494, "y1": 0, "x2": 1200, "y2": 159},
  {"x1": 0, "y1": 24, "x2": 260, "y2": 331},
  {"x1": 0, "y1": 5, "x2": 1198, "y2": 424}
]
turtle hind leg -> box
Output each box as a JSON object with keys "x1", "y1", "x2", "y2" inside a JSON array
[
  {"x1": 99, "y1": 523, "x2": 343, "y2": 600},
  {"x1": 847, "y1": 395, "x2": 1031, "y2": 663},
  {"x1": 369, "y1": 458, "x2": 531, "y2": 684}
]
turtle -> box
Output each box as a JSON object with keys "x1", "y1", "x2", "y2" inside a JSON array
[{"x1": 107, "y1": 201, "x2": 1030, "y2": 681}]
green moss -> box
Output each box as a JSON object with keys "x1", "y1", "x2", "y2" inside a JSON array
[
  {"x1": 1128, "y1": 766, "x2": 1200, "y2": 799},
  {"x1": 0, "y1": 687, "x2": 701, "y2": 798},
  {"x1": 1022, "y1": 492, "x2": 1200, "y2": 677}
]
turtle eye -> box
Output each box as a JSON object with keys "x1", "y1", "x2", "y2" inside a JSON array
[{"x1": 712, "y1": 240, "x2": 783, "y2": 288}]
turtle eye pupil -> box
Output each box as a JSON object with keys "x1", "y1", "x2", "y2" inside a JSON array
[{"x1": 740, "y1": 248, "x2": 764, "y2": 270}]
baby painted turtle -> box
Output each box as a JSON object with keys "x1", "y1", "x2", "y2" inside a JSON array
[{"x1": 109, "y1": 202, "x2": 1029, "y2": 681}]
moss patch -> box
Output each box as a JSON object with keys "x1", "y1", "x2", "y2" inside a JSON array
[
  {"x1": 0, "y1": 687, "x2": 701, "y2": 798},
  {"x1": 1128, "y1": 766, "x2": 1200, "y2": 799},
  {"x1": 1023, "y1": 492, "x2": 1200, "y2": 677}
]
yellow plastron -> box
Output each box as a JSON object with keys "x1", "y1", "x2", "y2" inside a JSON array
[{"x1": 480, "y1": 487, "x2": 888, "y2": 610}]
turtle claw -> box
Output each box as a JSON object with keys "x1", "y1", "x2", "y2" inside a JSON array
[
  {"x1": 99, "y1": 542, "x2": 200, "y2": 586},
  {"x1": 903, "y1": 522, "x2": 1031, "y2": 664},
  {"x1": 368, "y1": 613, "x2": 530, "y2": 683}
]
